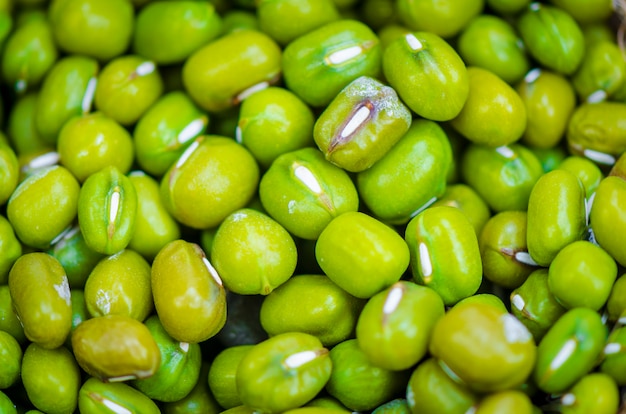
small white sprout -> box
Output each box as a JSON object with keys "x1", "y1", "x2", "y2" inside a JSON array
[
  {"x1": 419, "y1": 242, "x2": 433, "y2": 282},
  {"x1": 515, "y1": 252, "x2": 539, "y2": 266},
  {"x1": 175, "y1": 139, "x2": 201, "y2": 169},
  {"x1": 177, "y1": 118, "x2": 206, "y2": 145},
  {"x1": 549, "y1": 338, "x2": 577, "y2": 371},
  {"x1": 235, "y1": 81, "x2": 269, "y2": 103},
  {"x1": 583, "y1": 149, "x2": 615, "y2": 165},
  {"x1": 284, "y1": 350, "x2": 319, "y2": 369},
  {"x1": 383, "y1": 285, "x2": 404, "y2": 315},
  {"x1": 511, "y1": 294, "x2": 526, "y2": 312},
  {"x1": 107, "y1": 375, "x2": 137, "y2": 383},
  {"x1": 561, "y1": 393, "x2": 576, "y2": 406},
  {"x1": 524, "y1": 68, "x2": 542, "y2": 84},
  {"x1": 235, "y1": 125, "x2": 243, "y2": 143},
  {"x1": 604, "y1": 342, "x2": 622, "y2": 355},
  {"x1": 410, "y1": 196, "x2": 438, "y2": 218},
  {"x1": 108, "y1": 188, "x2": 122, "y2": 225},
  {"x1": 587, "y1": 90, "x2": 607, "y2": 104},
  {"x1": 135, "y1": 61, "x2": 156, "y2": 77},
  {"x1": 294, "y1": 165, "x2": 323, "y2": 194},
  {"x1": 101, "y1": 398, "x2": 133, "y2": 414},
  {"x1": 501, "y1": 313, "x2": 532, "y2": 343},
  {"x1": 82, "y1": 77, "x2": 97, "y2": 114},
  {"x1": 202, "y1": 257, "x2": 223, "y2": 287},
  {"x1": 495, "y1": 145, "x2": 516, "y2": 159},
  {"x1": 405, "y1": 33, "x2": 423, "y2": 52},
  {"x1": 340, "y1": 105, "x2": 371, "y2": 138},
  {"x1": 28, "y1": 152, "x2": 60, "y2": 170},
  {"x1": 327, "y1": 46, "x2": 363, "y2": 65}
]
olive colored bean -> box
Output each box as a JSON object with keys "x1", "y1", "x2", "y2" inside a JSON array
[
  {"x1": 8, "y1": 252, "x2": 71, "y2": 349},
  {"x1": 457, "y1": 15, "x2": 529, "y2": 84},
  {"x1": 8, "y1": 165, "x2": 80, "y2": 249},
  {"x1": 237, "y1": 86, "x2": 315, "y2": 169},
  {"x1": 211, "y1": 208, "x2": 298, "y2": 295},
  {"x1": 356, "y1": 281, "x2": 444, "y2": 370},
  {"x1": 357, "y1": 119, "x2": 452, "y2": 223},
  {"x1": 161, "y1": 135, "x2": 259, "y2": 229},
  {"x1": 94, "y1": 55, "x2": 163, "y2": 126},
  {"x1": 516, "y1": 68, "x2": 577, "y2": 149},
  {"x1": 21, "y1": 343, "x2": 81, "y2": 414},
  {"x1": 259, "y1": 147, "x2": 359, "y2": 240},
  {"x1": 429, "y1": 301, "x2": 536, "y2": 392},
  {"x1": 133, "y1": 1, "x2": 222, "y2": 65},
  {"x1": 261, "y1": 274, "x2": 364, "y2": 346},
  {"x1": 461, "y1": 144, "x2": 543, "y2": 213},
  {"x1": 84, "y1": 249, "x2": 152, "y2": 320},
  {"x1": 383, "y1": 31, "x2": 468, "y2": 121},
  {"x1": 406, "y1": 358, "x2": 477, "y2": 414},
  {"x1": 183, "y1": 29, "x2": 282, "y2": 112},
  {"x1": 451, "y1": 66, "x2": 526, "y2": 147},
  {"x1": 313, "y1": 75, "x2": 411, "y2": 172},
  {"x1": 517, "y1": 3, "x2": 585, "y2": 75},
  {"x1": 57, "y1": 112, "x2": 134, "y2": 182},
  {"x1": 257, "y1": 0, "x2": 340, "y2": 45},
  {"x1": 405, "y1": 206, "x2": 482, "y2": 306},
  {"x1": 133, "y1": 91, "x2": 208, "y2": 177},
  {"x1": 237, "y1": 332, "x2": 332, "y2": 413},
  {"x1": 326, "y1": 339, "x2": 408, "y2": 411},
  {"x1": 480, "y1": 211, "x2": 535, "y2": 289},
  {"x1": 71, "y1": 314, "x2": 161, "y2": 382},
  {"x1": 590, "y1": 176, "x2": 626, "y2": 267},
  {"x1": 282, "y1": 20, "x2": 381, "y2": 107},
  {"x1": 510, "y1": 269, "x2": 567, "y2": 342},
  {"x1": 548, "y1": 241, "x2": 617, "y2": 310},
  {"x1": 533, "y1": 308, "x2": 607, "y2": 394},
  {"x1": 526, "y1": 169, "x2": 586, "y2": 266},
  {"x1": 78, "y1": 166, "x2": 137, "y2": 255},
  {"x1": 34, "y1": 55, "x2": 99, "y2": 144},
  {"x1": 78, "y1": 377, "x2": 160, "y2": 414},
  {"x1": 49, "y1": 0, "x2": 133, "y2": 61},
  {"x1": 152, "y1": 240, "x2": 226, "y2": 343},
  {"x1": 316, "y1": 211, "x2": 410, "y2": 299}
]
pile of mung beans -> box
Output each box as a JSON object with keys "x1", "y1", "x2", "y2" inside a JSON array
[{"x1": 1, "y1": 0, "x2": 626, "y2": 413}]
